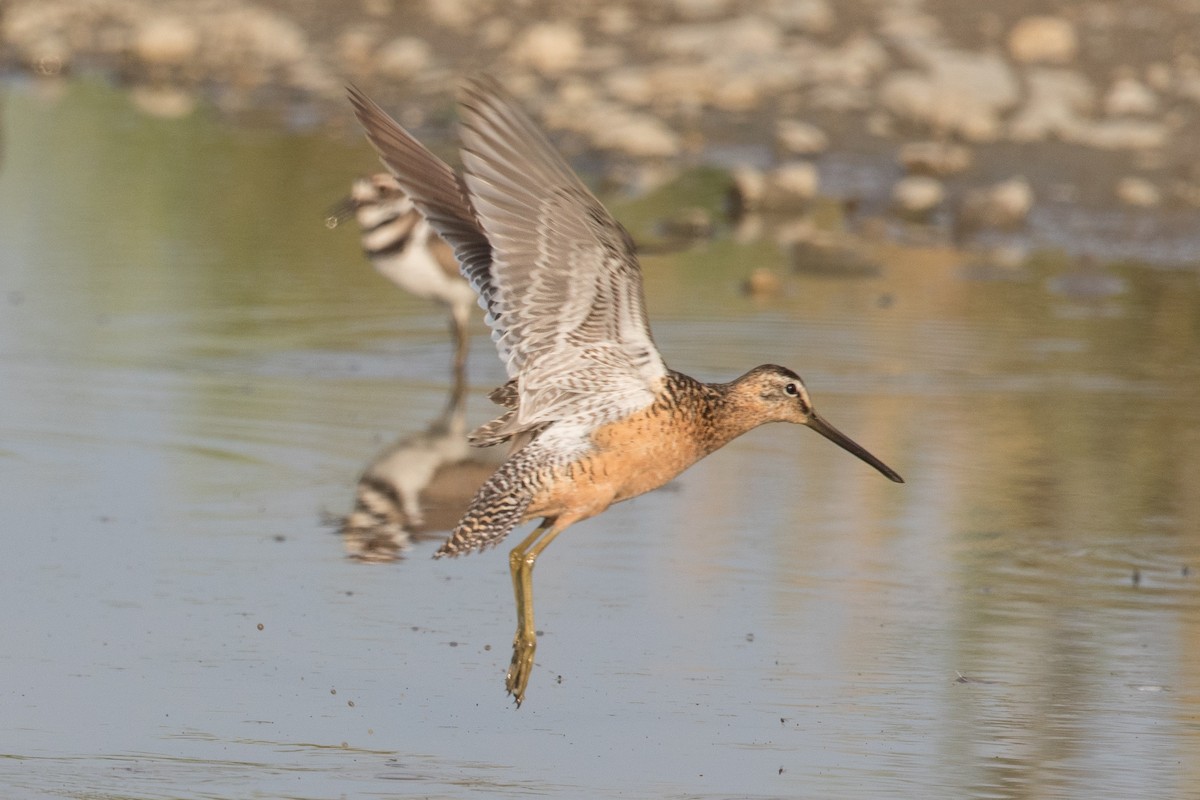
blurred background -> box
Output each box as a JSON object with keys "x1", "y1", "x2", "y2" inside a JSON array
[{"x1": 1, "y1": 2, "x2": 1198, "y2": 799}]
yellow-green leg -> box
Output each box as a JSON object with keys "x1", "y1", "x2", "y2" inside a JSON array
[{"x1": 505, "y1": 520, "x2": 563, "y2": 707}]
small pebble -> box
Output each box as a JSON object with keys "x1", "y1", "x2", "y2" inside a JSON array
[
  {"x1": 899, "y1": 141, "x2": 972, "y2": 176},
  {"x1": 891, "y1": 175, "x2": 945, "y2": 219},
  {"x1": 742, "y1": 268, "x2": 782, "y2": 297},
  {"x1": 776, "y1": 119, "x2": 829, "y2": 156},
  {"x1": 1007, "y1": 16, "x2": 1078, "y2": 65},
  {"x1": 1115, "y1": 176, "x2": 1161, "y2": 207}
]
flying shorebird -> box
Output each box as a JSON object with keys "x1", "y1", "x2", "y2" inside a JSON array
[{"x1": 348, "y1": 78, "x2": 904, "y2": 706}]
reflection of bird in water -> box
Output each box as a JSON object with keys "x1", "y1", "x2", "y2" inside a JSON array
[
  {"x1": 329, "y1": 173, "x2": 477, "y2": 378},
  {"x1": 339, "y1": 378, "x2": 502, "y2": 562},
  {"x1": 349, "y1": 78, "x2": 904, "y2": 706}
]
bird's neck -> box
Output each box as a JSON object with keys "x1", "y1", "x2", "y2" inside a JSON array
[{"x1": 664, "y1": 371, "x2": 765, "y2": 457}]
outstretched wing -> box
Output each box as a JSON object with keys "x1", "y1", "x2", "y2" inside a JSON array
[
  {"x1": 347, "y1": 87, "x2": 497, "y2": 333},
  {"x1": 456, "y1": 77, "x2": 667, "y2": 436},
  {"x1": 349, "y1": 81, "x2": 668, "y2": 441}
]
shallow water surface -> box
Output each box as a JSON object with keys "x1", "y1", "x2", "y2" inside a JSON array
[{"x1": 1, "y1": 79, "x2": 1198, "y2": 799}]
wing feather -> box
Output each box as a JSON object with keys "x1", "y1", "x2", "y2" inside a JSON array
[
  {"x1": 348, "y1": 80, "x2": 667, "y2": 442},
  {"x1": 347, "y1": 87, "x2": 501, "y2": 350},
  {"x1": 456, "y1": 77, "x2": 667, "y2": 435}
]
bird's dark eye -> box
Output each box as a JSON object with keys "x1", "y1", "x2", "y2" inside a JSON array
[{"x1": 784, "y1": 383, "x2": 799, "y2": 396}]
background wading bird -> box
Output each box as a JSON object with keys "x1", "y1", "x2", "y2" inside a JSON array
[
  {"x1": 329, "y1": 173, "x2": 477, "y2": 379},
  {"x1": 348, "y1": 78, "x2": 904, "y2": 706}
]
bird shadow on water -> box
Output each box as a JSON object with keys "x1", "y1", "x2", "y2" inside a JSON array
[{"x1": 331, "y1": 372, "x2": 502, "y2": 562}]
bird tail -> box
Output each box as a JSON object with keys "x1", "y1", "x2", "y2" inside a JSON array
[{"x1": 435, "y1": 454, "x2": 535, "y2": 557}]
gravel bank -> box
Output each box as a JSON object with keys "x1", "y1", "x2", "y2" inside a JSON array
[{"x1": 5, "y1": 0, "x2": 1200, "y2": 261}]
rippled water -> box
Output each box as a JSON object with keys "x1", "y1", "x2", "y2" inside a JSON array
[{"x1": 2, "y1": 78, "x2": 1198, "y2": 799}]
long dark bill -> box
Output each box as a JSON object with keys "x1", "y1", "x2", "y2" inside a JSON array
[{"x1": 807, "y1": 411, "x2": 904, "y2": 483}]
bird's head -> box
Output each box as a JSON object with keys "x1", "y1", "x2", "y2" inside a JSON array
[{"x1": 733, "y1": 364, "x2": 903, "y2": 483}]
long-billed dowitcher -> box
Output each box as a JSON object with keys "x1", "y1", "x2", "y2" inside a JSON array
[
  {"x1": 349, "y1": 78, "x2": 903, "y2": 706},
  {"x1": 330, "y1": 173, "x2": 477, "y2": 376}
]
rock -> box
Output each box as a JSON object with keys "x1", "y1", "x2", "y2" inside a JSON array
[
  {"x1": 3, "y1": 3, "x2": 77, "y2": 71},
  {"x1": 597, "y1": 7, "x2": 636, "y2": 36},
  {"x1": 1075, "y1": 119, "x2": 1169, "y2": 150},
  {"x1": 22, "y1": 37, "x2": 71, "y2": 75},
  {"x1": 957, "y1": 176, "x2": 1034, "y2": 233},
  {"x1": 891, "y1": 175, "x2": 945, "y2": 219},
  {"x1": 711, "y1": 74, "x2": 764, "y2": 112},
  {"x1": 1115, "y1": 176, "x2": 1161, "y2": 207},
  {"x1": 589, "y1": 111, "x2": 682, "y2": 158},
  {"x1": 880, "y1": 73, "x2": 996, "y2": 140},
  {"x1": 1104, "y1": 76, "x2": 1158, "y2": 116},
  {"x1": 129, "y1": 85, "x2": 196, "y2": 118},
  {"x1": 605, "y1": 68, "x2": 655, "y2": 106},
  {"x1": 729, "y1": 167, "x2": 767, "y2": 215},
  {"x1": 729, "y1": 162, "x2": 818, "y2": 213},
  {"x1": 1012, "y1": 73, "x2": 1165, "y2": 151},
  {"x1": 290, "y1": 59, "x2": 339, "y2": 95},
  {"x1": 878, "y1": 49, "x2": 1018, "y2": 141},
  {"x1": 801, "y1": 36, "x2": 888, "y2": 112},
  {"x1": 817, "y1": 33, "x2": 889, "y2": 88},
  {"x1": 509, "y1": 21, "x2": 583, "y2": 75},
  {"x1": 554, "y1": 78, "x2": 598, "y2": 110},
  {"x1": 204, "y1": 8, "x2": 307, "y2": 78},
  {"x1": 742, "y1": 268, "x2": 783, "y2": 297},
  {"x1": 376, "y1": 36, "x2": 433, "y2": 80},
  {"x1": 337, "y1": 26, "x2": 380, "y2": 74},
  {"x1": 1007, "y1": 16, "x2": 1078, "y2": 65},
  {"x1": 898, "y1": 141, "x2": 972, "y2": 176},
  {"x1": 648, "y1": 65, "x2": 704, "y2": 111},
  {"x1": 770, "y1": 161, "x2": 820, "y2": 204},
  {"x1": 775, "y1": 119, "x2": 829, "y2": 156},
  {"x1": 133, "y1": 16, "x2": 198, "y2": 66},
  {"x1": 878, "y1": 6, "x2": 943, "y2": 50},
  {"x1": 3, "y1": 0, "x2": 342, "y2": 94},
  {"x1": 426, "y1": 0, "x2": 479, "y2": 30},
  {"x1": 1007, "y1": 68, "x2": 1095, "y2": 142},
  {"x1": 656, "y1": 15, "x2": 782, "y2": 61}
]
